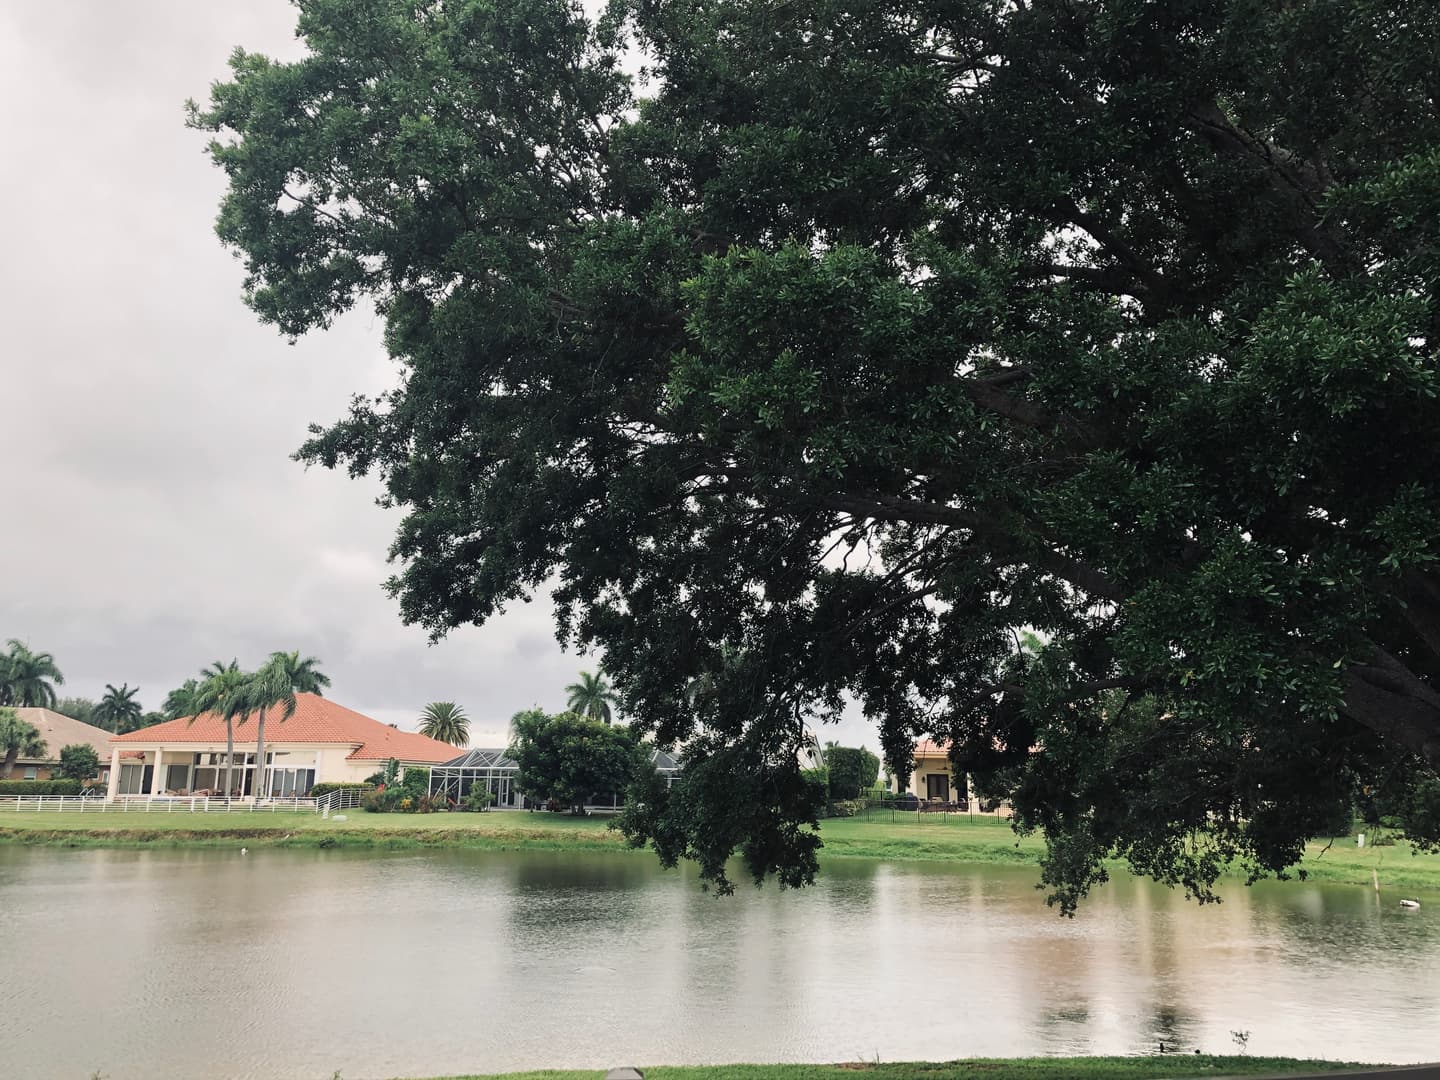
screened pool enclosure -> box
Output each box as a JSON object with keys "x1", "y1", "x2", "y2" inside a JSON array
[{"x1": 429, "y1": 748, "x2": 682, "y2": 810}]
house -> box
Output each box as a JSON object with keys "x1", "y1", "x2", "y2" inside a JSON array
[
  {"x1": 2, "y1": 707, "x2": 115, "y2": 782},
  {"x1": 429, "y1": 746, "x2": 683, "y2": 810},
  {"x1": 106, "y1": 692, "x2": 460, "y2": 800},
  {"x1": 889, "y1": 738, "x2": 1014, "y2": 816}
]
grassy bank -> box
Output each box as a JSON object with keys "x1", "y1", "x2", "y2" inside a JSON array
[
  {"x1": 3, "y1": 807, "x2": 1437, "y2": 894},
  {"x1": 401, "y1": 1057, "x2": 1369, "y2": 1080}
]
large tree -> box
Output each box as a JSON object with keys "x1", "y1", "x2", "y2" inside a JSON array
[
  {"x1": 52, "y1": 697, "x2": 98, "y2": 726},
  {"x1": 419, "y1": 701, "x2": 471, "y2": 746},
  {"x1": 0, "y1": 641, "x2": 64, "y2": 708},
  {"x1": 55, "y1": 744, "x2": 102, "y2": 783},
  {"x1": 237, "y1": 651, "x2": 329, "y2": 803},
  {"x1": 195, "y1": 0, "x2": 1440, "y2": 909},
  {"x1": 192, "y1": 666, "x2": 251, "y2": 800},
  {"x1": 163, "y1": 678, "x2": 203, "y2": 720},
  {"x1": 565, "y1": 670, "x2": 619, "y2": 725},
  {"x1": 93, "y1": 683, "x2": 144, "y2": 735},
  {"x1": 0, "y1": 708, "x2": 46, "y2": 780},
  {"x1": 508, "y1": 708, "x2": 648, "y2": 813}
]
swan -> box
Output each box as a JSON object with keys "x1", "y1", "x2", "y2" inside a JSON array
[
  {"x1": 240, "y1": 847, "x2": 248, "y2": 855},
  {"x1": 1399, "y1": 898, "x2": 1420, "y2": 908}
]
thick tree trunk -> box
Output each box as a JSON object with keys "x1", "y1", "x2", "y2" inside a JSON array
[
  {"x1": 1, "y1": 748, "x2": 16, "y2": 779},
  {"x1": 224, "y1": 720, "x2": 235, "y2": 804},
  {"x1": 253, "y1": 707, "x2": 267, "y2": 806},
  {"x1": 1341, "y1": 648, "x2": 1440, "y2": 766}
]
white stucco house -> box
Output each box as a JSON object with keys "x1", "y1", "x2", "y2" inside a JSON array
[{"x1": 106, "y1": 693, "x2": 460, "y2": 800}]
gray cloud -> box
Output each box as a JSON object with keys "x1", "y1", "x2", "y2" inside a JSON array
[{"x1": 0, "y1": 0, "x2": 881, "y2": 754}]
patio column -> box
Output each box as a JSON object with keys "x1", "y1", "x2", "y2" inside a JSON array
[
  {"x1": 150, "y1": 748, "x2": 165, "y2": 795},
  {"x1": 105, "y1": 747, "x2": 121, "y2": 802}
]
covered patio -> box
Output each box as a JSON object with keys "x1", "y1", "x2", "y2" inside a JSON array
[{"x1": 107, "y1": 747, "x2": 320, "y2": 800}]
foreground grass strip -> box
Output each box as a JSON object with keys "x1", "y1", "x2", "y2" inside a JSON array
[{"x1": 405, "y1": 1056, "x2": 1368, "y2": 1080}]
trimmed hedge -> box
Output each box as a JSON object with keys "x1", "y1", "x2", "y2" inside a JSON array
[{"x1": 0, "y1": 780, "x2": 83, "y2": 796}]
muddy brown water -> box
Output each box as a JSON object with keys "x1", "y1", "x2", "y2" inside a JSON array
[{"x1": 2, "y1": 847, "x2": 1437, "y2": 1079}]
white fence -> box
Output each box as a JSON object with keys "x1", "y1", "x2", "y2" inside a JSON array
[
  {"x1": 315, "y1": 787, "x2": 372, "y2": 814},
  {"x1": 0, "y1": 795, "x2": 319, "y2": 814}
]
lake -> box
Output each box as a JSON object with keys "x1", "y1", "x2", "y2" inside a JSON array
[{"x1": 1, "y1": 847, "x2": 1437, "y2": 1079}]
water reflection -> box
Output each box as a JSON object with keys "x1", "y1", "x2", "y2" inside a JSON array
[{"x1": 1, "y1": 848, "x2": 1438, "y2": 1080}]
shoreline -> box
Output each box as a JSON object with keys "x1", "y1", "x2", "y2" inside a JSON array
[
  {"x1": 390, "y1": 1058, "x2": 1374, "y2": 1080},
  {"x1": 3, "y1": 810, "x2": 1438, "y2": 896}
]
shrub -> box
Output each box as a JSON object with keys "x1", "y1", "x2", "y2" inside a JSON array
[
  {"x1": 460, "y1": 785, "x2": 494, "y2": 812},
  {"x1": 361, "y1": 787, "x2": 405, "y2": 813},
  {"x1": 398, "y1": 767, "x2": 430, "y2": 797},
  {"x1": 801, "y1": 767, "x2": 829, "y2": 813},
  {"x1": 56, "y1": 744, "x2": 102, "y2": 782},
  {"x1": 0, "y1": 780, "x2": 83, "y2": 795},
  {"x1": 829, "y1": 798, "x2": 868, "y2": 818},
  {"x1": 823, "y1": 746, "x2": 881, "y2": 800}
]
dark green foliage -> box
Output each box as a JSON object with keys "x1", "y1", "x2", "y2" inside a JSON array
[
  {"x1": 509, "y1": 710, "x2": 648, "y2": 814},
  {"x1": 419, "y1": 701, "x2": 470, "y2": 745},
  {"x1": 55, "y1": 744, "x2": 101, "y2": 782},
  {"x1": 53, "y1": 697, "x2": 97, "y2": 726},
  {"x1": 0, "y1": 641, "x2": 64, "y2": 708},
  {"x1": 460, "y1": 783, "x2": 495, "y2": 812},
  {"x1": 827, "y1": 798, "x2": 868, "y2": 818},
  {"x1": 93, "y1": 684, "x2": 144, "y2": 734},
  {"x1": 196, "y1": 0, "x2": 1440, "y2": 910},
  {"x1": 398, "y1": 767, "x2": 430, "y2": 798},
  {"x1": 0, "y1": 780, "x2": 82, "y2": 795},
  {"x1": 565, "y1": 670, "x2": 619, "y2": 724},
  {"x1": 0, "y1": 708, "x2": 46, "y2": 780},
  {"x1": 163, "y1": 679, "x2": 202, "y2": 721},
  {"x1": 362, "y1": 787, "x2": 405, "y2": 813},
  {"x1": 824, "y1": 746, "x2": 881, "y2": 800}
]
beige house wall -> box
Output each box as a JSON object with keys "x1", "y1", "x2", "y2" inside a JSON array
[
  {"x1": 889, "y1": 753, "x2": 1014, "y2": 816},
  {"x1": 105, "y1": 741, "x2": 416, "y2": 798}
]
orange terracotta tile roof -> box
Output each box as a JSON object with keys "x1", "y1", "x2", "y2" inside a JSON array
[
  {"x1": 913, "y1": 738, "x2": 950, "y2": 756},
  {"x1": 111, "y1": 693, "x2": 459, "y2": 764}
]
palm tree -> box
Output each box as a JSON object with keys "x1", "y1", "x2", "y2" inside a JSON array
[
  {"x1": 93, "y1": 683, "x2": 144, "y2": 734},
  {"x1": 419, "y1": 702, "x2": 470, "y2": 746},
  {"x1": 192, "y1": 668, "x2": 250, "y2": 801},
  {"x1": 163, "y1": 678, "x2": 202, "y2": 720},
  {"x1": 0, "y1": 708, "x2": 47, "y2": 779},
  {"x1": 0, "y1": 640, "x2": 65, "y2": 708},
  {"x1": 202, "y1": 659, "x2": 240, "y2": 679},
  {"x1": 240, "y1": 651, "x2": 329, "y2": 804},
  {"x1": 565, "y1": 670, "x2": 618, "y2": 724}
]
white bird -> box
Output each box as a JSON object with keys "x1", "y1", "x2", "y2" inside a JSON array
[
  {"x1": 1399, "y1": 898, "x2": 1420, "y2": 908},
  {"x1": 240, "y1": 847, "x2": 248, "y2": 855}
]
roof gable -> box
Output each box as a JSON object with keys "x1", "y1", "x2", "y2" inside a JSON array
[
  {"x1": 7, "y1": 708, "x2": 113, "y2": 762},
  {"x1": 111, "y1": 693, "x2": 459, "y2": 764}
]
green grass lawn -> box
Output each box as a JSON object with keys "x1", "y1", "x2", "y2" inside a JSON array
[
  {"x1": 2, "y1": 805, "x2": 1437, "y2": 894},
  {"x1": 401, "y1": 1057, "x2": 1368, "y2": 1080}
]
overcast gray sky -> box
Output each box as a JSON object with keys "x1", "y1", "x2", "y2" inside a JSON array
[{"x1": 0, "y1": 1, "x2": 878, "y2": 751}]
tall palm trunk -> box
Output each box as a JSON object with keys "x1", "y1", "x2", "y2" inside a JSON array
[
  {"x1": 253, "y1": 706, "x2": 267, "y2": 805},
  {"x1": 224, "y1": 719, "x2": 235, "y2": 803}
]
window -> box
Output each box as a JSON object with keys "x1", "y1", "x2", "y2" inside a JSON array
[{"x1": 23, "y1": 767, "x2": 38, "y2": 781}]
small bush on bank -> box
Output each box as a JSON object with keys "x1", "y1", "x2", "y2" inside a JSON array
[
  {"x1": 0, "y1": 780, "x2": 83, "y2": 796},
  {"x1": 828, "y1": 798, "x2": 868, "y2": 818},
  {"x1": 361, "y1": 788, "x2": 405, "y2": 813},
  {"x1": 460, "y1": 785, "x2": 494, "y2": 812}
]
